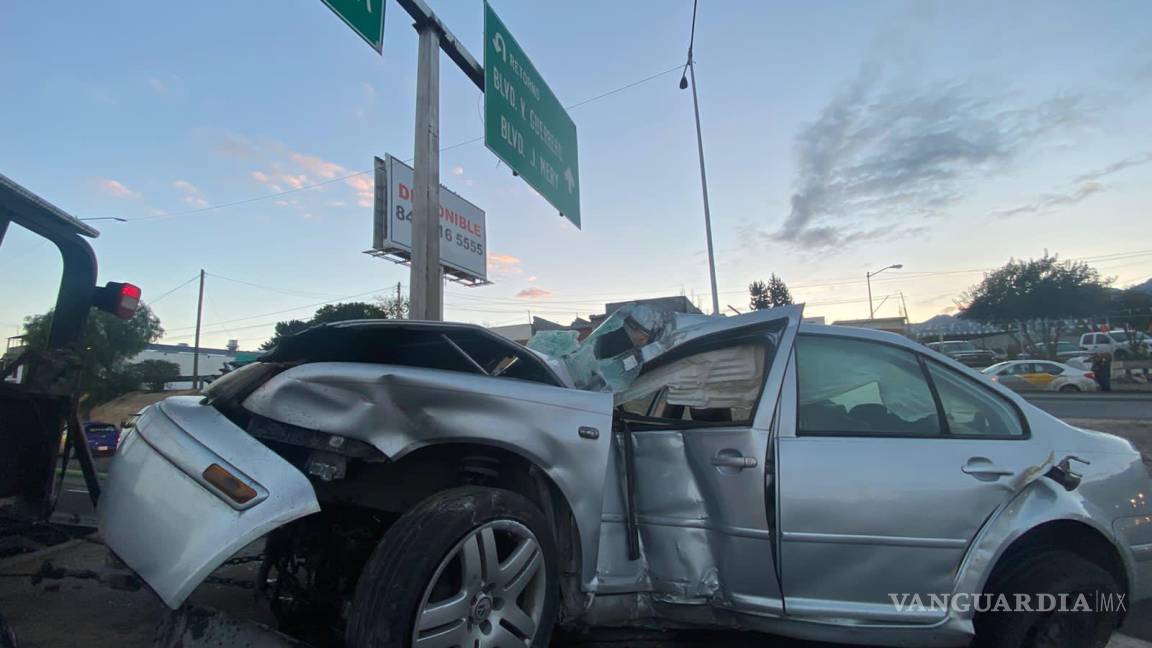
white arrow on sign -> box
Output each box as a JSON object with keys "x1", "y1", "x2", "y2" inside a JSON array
[
  {"x1": 564, "y1": 168, "x2": 575, "y2": 193},
  {"x1": 492, "y1": 32, "x2": 506, "y2": 62}
]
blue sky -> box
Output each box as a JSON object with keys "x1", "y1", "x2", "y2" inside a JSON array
[{"x1": 3, "y1": 0, "x2": 1151, "y2": 349}]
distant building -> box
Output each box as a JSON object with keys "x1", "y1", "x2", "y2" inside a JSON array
[
  {"x1": 486, "y1": 296, "x2": 707, "y2": 344},
  {"x1": 488, "y1": 317, "x2": 571, "y2": 344},
  {"x1": 131, "y1": 339, "x2": 244, "y2": 388},
  {"x1": 831, "y1": 317, "x2": 908, "y2": 335}
]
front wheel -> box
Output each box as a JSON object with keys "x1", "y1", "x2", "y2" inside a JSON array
[
  {"x1": 346, "y1": 487, "x2": 558, "y2": 648},
  {"x1": 974, "y1": 550, "x2": 1121, "y2": 648},
  {"x1": 1058, "y1": 384, "x2": 1081, "y2": 393}
]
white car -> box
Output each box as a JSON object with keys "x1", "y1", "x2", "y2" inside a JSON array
[
  {"x1": 981, "y1": 360, "x2": 1098, "y2": 392},
  {"x1": 1080, "y1": 331, "x2": 1152, "y2": 359}
]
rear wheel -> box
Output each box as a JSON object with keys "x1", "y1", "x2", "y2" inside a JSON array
[
  {"x1": 974, "y1": 550, "x2": 1121, "y2": 648},
  {"x1": 346, "y1": 487, "x2": 558, "y2": 648}
]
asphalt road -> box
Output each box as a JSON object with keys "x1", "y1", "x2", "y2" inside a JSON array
[{"x1": 1023, "y1": 391, "x2": 1152, "y2": 420}]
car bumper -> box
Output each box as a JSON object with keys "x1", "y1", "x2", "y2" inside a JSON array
[{"x1": 97, "y1": 396, "x2": 320, "y2": 608}]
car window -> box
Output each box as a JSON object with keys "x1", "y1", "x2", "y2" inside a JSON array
[
  {"x1": 1002, "y1": 363, "x2": 1028, "y2": 375},
  {"x1": 925, "y1": 361, "x2": 1025, "y2": 437},
  {"x1": 1038, "y1": 363, "x2": 1063, "y2": 375},
  {"x1": 796, "y1": 336, "x2": 940, "y2": 436},
  {"x1": 615, "y1": 343, "x2": 767, "y2": 426}
]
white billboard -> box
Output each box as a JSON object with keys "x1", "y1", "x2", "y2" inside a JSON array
[{"x1": 372, "y1": 155, "x2": 488, "y2": 281}]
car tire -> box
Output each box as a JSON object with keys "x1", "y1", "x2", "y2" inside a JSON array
[
  {"x1": 1058, "y1": 384, "x2": 1081, "y2": 393},
  {"x1": 346, "y1": 486, "x2": 559, "y2": 648},
  {"x1": 973, "y1": 550, "x2": 1121, "y2": 648}
]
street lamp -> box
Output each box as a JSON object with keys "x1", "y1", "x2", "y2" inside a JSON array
[
  {"x1": 867, "y1": 263, "x2": 903, "y2": 319},
  {"x1": 80, "y1": 217, "x2": 127, "y2": 223},
  {"x1": 679, "y1": 0, "x2": 719, "y2": 316}
]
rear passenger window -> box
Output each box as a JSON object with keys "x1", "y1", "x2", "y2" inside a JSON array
[
  {"x1": 925, "y1": 362, "x2": 1025, "y2": 437},
  {"x1": 796, "y1": 336, "x2": 940, "y2": 436}
]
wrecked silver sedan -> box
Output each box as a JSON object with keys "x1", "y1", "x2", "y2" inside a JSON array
[{"x1": 98, "y1": 305, "x2": 1152, "y2": 647}]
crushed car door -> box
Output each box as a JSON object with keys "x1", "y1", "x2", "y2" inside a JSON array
[
  {"x1": 614, "y1": 307, "x2": 800, "y2": 615},
  {"x1": 776, "y1": 331, "x2": 1046, "y2": 624}
]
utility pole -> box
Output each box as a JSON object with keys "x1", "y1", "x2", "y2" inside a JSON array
[
  {"x1": 192, "y1": 269, "x2": 204, "y2": 390},
  {"x1": 679, "y1": 0, "x2": 719, "y2": 316},
  {"x1": 408, "y1": 21, "x2": 442, "y2": 321},
  {"x1": 866, "y1": 263, "x2": 903, "y2": 319},
  {"x1": 395, "y1": 281, "x2": 403, "y2": 319},
  {"x1": 899, "y1": 291, "x2": 909, "y2": 323}
]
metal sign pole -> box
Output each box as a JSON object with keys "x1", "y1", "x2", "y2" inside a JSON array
[{"x1": 409, "y1": 23, "x2": 442, "y2": 321}]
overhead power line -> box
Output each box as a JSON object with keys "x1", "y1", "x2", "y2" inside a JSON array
[
  {"x1": 206, "y1": 272, "x2": 342, "y2": 299},
  {"x1": 147, "y1": 274, "x2": 200, "y2": 305}
]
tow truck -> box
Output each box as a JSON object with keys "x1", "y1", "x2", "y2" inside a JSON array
[{"x1": 0, "y1": 173, "x2": 141, "y2": 647}]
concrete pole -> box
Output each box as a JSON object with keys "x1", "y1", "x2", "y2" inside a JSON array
[
  {"x1": 409, "y1": 24, "x2": 442, "y2": 321},
  {"x1": 192, "y1": 269, "x2": 204, "y2": 389},
  {"x1": 687, "y1": 59, "x2": 719, "y2": 316},
  {"x1": 867, "y1": 271, "x2": 874, "y2": 319}
]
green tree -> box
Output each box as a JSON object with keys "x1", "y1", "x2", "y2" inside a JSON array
[
  {"x1": 1109, "y1": 288, "x2": 1152, "y2": 357},
  {"x1": 22, "y1": 304, "x2": 164, "y2": 410},
  {"x1": 129, "y1": 359, "x2": 181, "y2": 392},
  {"x1": 261, "y1": 301, "x2": 387, "y2": 350},
  {"x1": 749, "y1": 274, "x2": 794, "y2": 311},
  {"x1": 766, "y1": 274, "x2": 793, "y2": 307},
  {"x1": 260, "y1": 319, "x2": 311, "y2": 351},
  {"x1": 959, "y1": 255, "x2": 1110, "y2": 360},
  {"x1": 311, "y1": 301, "x2": 388, "y2": 323},
  {"x1": 749, "y1": 281, "x2": 770, "y2": 311}
]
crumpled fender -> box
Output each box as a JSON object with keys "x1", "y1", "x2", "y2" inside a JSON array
[
  {"x1": 242, "y1": 362, "x2": 616, "y2": 588},
  {"x1": 952, "y1": 449, "x2": 1151, "y2": 616},
  {"x1": 99, "y1": 397, "x2": 320, "y2": 608}
]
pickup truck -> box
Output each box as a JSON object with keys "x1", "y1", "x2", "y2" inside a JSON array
[
  {"x1": 925, "y1": 340, "x2": 998, "y2": 368},
  {"x1": 99, "y1": 305, "x2": 1152, "y2": 648}
]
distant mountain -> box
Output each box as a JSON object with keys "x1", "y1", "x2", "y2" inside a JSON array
[
  {"x1": 918, "y1": 313, "x2": 959, "y2": 326},
  {"x1": 1129, "y1": 277, "x2": 1152, "y2": 295}
]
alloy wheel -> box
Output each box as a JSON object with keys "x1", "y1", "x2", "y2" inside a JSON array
[{"x1": 412, "y1": 520, "x2": 547, "y2": 648}]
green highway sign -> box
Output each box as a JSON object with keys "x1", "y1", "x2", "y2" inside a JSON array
[
  {"x1": 483, "y1": 1, "x2": 581, "y2": 228},
  {"x1": 321, "y1": 0, "x2": 386, "y2": 53}
]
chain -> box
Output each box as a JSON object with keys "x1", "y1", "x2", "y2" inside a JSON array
[
  {"x1": 203, "y1": 554, "x2": 265, "y2": 589},
  {"x1": 220, "y1": 554, "x2": 265, "y2": 567},
  {"x1": 203, "y1": 575, "x2": 257, "y2": 590}
]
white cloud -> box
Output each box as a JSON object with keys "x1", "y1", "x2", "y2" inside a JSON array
[
  {"x1": 290, "y1": 152, "x2": 345, "y2": 179},
  {"x1": 281, "y1": 174, "x2": 308, "y2": 190},
  {"x1": 451, "y1": 165, "x2": 464, "y2": 176},
  {"x1": 488, "y1": 253, "x2": 523, "y2": 277},
  {"x1": 345, "y1": 174, "x2": 374, "y2": 207},
  {"x1": 516, "y1": 287, "x2": 552, "y2": 299},
  {"x1": 991, "y1": 181, "x2": 1105, "y2": 218},
  {"x1": 96, "y1": 178, "x2": 141, "y2": 199},
  {"x1": 173, "y1": 180, "x2": 208, "y2": 208}
]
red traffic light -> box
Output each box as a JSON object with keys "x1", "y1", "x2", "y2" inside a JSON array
[{"x1": 94, "y1": 282, "x2": 141, "y2": 319}]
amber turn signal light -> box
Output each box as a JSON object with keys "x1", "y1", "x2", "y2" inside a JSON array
[{"x1": 202, "y1": 463, "x2": 258, "y2": 504}]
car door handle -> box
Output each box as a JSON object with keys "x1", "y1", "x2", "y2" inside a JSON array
[
  {"x1": 962, "y1": 457, "x2": 1014, "y2": 480},
  {"x1": 712, "y1": 453, "x2": 758, "y2": 469}
]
